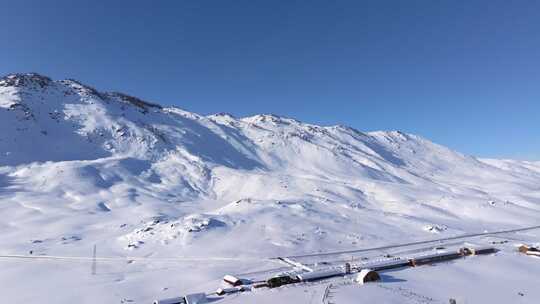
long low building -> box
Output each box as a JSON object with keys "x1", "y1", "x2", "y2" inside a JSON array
[
  {"x1": 154, "y1": 293, "x2": 208, "y2": 304},
  {"x1": 296, "y1": 268, "x2": 345, "y2": 282}
]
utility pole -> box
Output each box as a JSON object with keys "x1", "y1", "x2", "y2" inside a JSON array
[{"x1": 91, "y1": 244, "x2": 97, "y2": 275}]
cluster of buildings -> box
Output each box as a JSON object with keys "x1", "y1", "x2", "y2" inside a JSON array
[{"x1": 153, "y1": 245, "x2": 500, "y2": 304}]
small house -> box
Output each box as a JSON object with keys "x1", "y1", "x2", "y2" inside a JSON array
[
  {"x1": 355, "y1": 269, "x2": 381, "y2": 284},
  {"x1": 223, "y1": 275, "x2": 242, "y2": 286}
]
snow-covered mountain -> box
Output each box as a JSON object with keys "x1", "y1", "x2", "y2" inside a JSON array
[{"x1": 1, "y1": 73, "x2": 539, "y2": 304}]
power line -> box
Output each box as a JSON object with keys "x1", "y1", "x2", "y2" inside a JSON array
[{"x1": 0, "y1": 254, "x2": 271, "y2": 263}]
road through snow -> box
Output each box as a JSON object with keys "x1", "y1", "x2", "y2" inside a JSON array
[{"x1": 283, "y1": 225, "x2": 540, "y2": 259}]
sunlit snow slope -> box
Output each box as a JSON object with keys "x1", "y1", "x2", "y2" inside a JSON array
[{"x1": 1, "y1": 73, "x2": 539, "y2": 303}]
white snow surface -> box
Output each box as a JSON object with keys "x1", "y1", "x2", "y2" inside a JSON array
[{"x1": 0, "y1": 73, "x2": 539, "y2": 303}]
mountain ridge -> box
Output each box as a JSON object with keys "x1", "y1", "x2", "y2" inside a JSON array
[
  {"x1": 1, "y1": 73, "x2": 538, "y2": 201},
  {"x1": 0, "y1": 72, "x2": 434, "y2": 145}
]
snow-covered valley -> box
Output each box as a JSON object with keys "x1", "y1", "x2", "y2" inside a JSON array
[{"x1": 1, "y1": 73, "x2": 539, "y2": 303}]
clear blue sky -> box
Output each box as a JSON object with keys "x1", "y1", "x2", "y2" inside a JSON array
[{"x1": 1, "y1": 1, "x2": 539, "y2": 159}]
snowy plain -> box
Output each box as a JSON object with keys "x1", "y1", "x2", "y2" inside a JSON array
[{"x1": 0, "y1": 73, "x2": 539, "y2": 303}]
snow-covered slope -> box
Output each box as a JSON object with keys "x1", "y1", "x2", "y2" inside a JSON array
[{"x1": 1, "y1": 73, "x2": 539, "y2": 303}]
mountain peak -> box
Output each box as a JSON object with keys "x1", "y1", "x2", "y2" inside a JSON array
[
  {"x1": 241, "y1": 113, "x2": 301, "y2": 125},
  {"x1": 0, "y1": 72, "x2": 53, "y2": 88}
]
